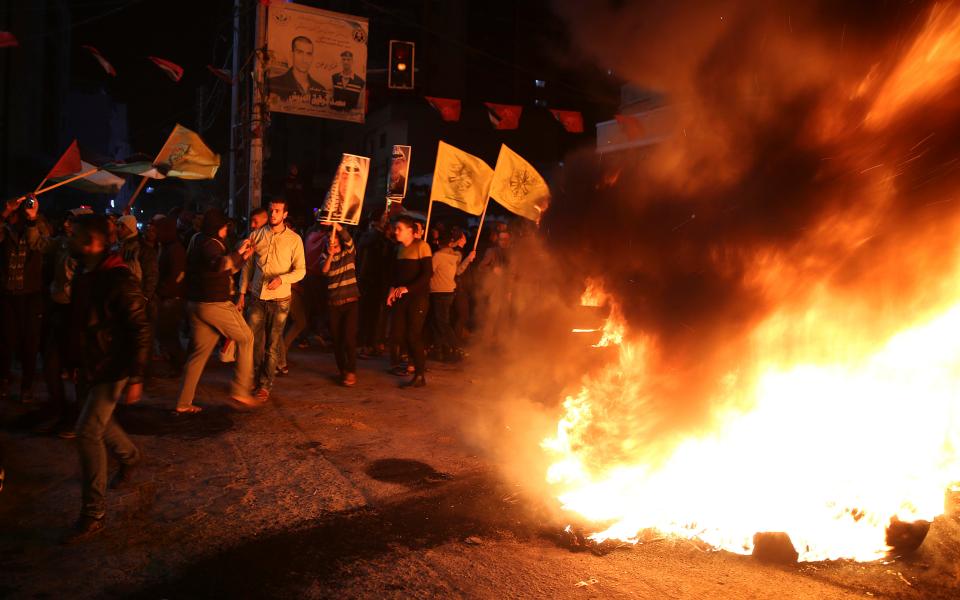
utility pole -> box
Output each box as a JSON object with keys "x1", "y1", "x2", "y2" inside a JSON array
[
  {"x1": 247, "y1": 0, "x2": 267, "y2": 211},
  {"x1": 228, "y1": 0, "x2": 240, "y2": 218}
]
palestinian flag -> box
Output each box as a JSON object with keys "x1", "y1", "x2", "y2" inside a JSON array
[
  {"x1": 148, "y1": 56, "x2": 184, "y2": 82},
  {"x1": 425, "y1": 96, "x2": 461, "y2": 122},
  {"x1": 48, "y1": 161, "x2": 125, "y2": 194},
  {"x1": 484, "y1": 103, "x2": 522, "y2": 130},
  {"x1": 0, "y1": 31, "x2": 18, "y2": 48},
  {"x1": 81, "y1": 45, "x2": 116, "y2": 76},
  {"x1": 42, "y1": 140, "x2": 84, "y2": 184},
  {"x1": 549, "y1": 109, "x2": 584, "y2": 133}
]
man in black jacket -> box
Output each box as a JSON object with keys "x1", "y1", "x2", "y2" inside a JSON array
[{"x1": 64, "y1": 214, "x2": 151, "y2": 542}]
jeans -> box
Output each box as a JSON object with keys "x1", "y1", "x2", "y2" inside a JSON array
[
  {"x1": 248, "y1": 296, "x2": 291, "y2": 392},
  {"x1": 178, "y1": 301, "x2": 254, "y2": 408},
  {"x1": 389, "y1": 294, "x2": 429, "y2": 376},
  {"x1": 156, "y1": 297, "x2": 186, "y2": 371},
  {"x1": 76, "y1": 378, "x2": 139, "y2": 519},
  {"x1": 0, "y1": 291, "x2": 43, "y2": 393},
  {"x1": 430, "y1": 292, "x2": 457, "y2": 351},
  {"x1": 329, "y1": 300, "x2": 359, "y2": 375}
]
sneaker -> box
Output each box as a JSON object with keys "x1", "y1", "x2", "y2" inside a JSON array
[
  {"x1": 276, "y1": 365, "x2": 289, "y2": 376},
  {"x1": 255, "y1": 388, "x2": 270, "y2": 401},
  {"x1": 342, "y1": 372, "x2": 357, "y2": 387},
  {"x1": 62, "y1": 515, "x2": 105, "y2": 544},
  {"x1": 109, "y1": 459, "x2": 140, "y2": 490},
  {"x1": 401, "y1": 375, "x2": 426, "y2": 388}
]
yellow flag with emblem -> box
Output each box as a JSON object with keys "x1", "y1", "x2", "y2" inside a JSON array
[
  {"x1": 489, "y1": 144, "x2": 550, "y2": 222},
  {"x1": 429, "y1": 141, "x2": 494, "y2": 216},
  {"x1": 154, "y1": 124, "x2": 220, "y2": 180}
]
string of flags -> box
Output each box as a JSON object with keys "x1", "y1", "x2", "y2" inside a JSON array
[{"x1": 425, "y1": 96, "x2": 586, "y2": 133}]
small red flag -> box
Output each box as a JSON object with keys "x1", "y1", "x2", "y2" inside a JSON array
[
  {"x1": 484, "y1": 103, "x2": 522, "y2": 130},
  {"x1": 206, "y1": 65, "x2": 233, "y2": 84},
  {"x1": 549, "y1": 109, "x2": 584, "y2": 133},
  {"x1": 0, "y1": 31, "x2": 18, "y2": 48},
  {"x1": 45, "y1": 140, "x2": 84, "y2": 181},
  {"x1": 81, "y1": 45, "x2": 116, "y2": 76},
  {"x1": 425, "y1": 96, "x2": 461, "y2": 122},
  {"x1": 148, "y1": 56, "x2": 184, "y2": 82},
  {"x1": 615, "y1": 114, "x2": 645, "y2": 140}
]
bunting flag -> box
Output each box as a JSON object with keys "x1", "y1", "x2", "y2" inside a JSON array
[
  {"x1": 430, "y1": 141, "x2": 494, "y2": 216},
  {"x1": 484, "y1": 102, "x2": 522, "y2": 130},
  {"x1": 154, "y1": 124, "x2": 220, "y2": 179},
  {"x1": 43, "y1": 140, "x2": 84, "y2": 182},
  {"x1": 148, "y1": 56, "x2": 184, "y2": 82},
  {"x1": 206, "y1": 65, "x2": 233, "y2": 84},
  {"x1": 425, "y1": 96, "x2": 461, "y2": 122},
  {"x1": 49, "y1": 160, "x2": 125, "y2": 194},
  {"x1": 0, "y1": 32, "x2": 18, "y2": 48},
  {"x1": 614, "y1": 113, "x2": 645, "y2": 140},
  {"x1": 80, "y1": 45, "x2": 116, "y2": 76},
  {"x1": 549, "y1": 108, "x2": 584, "y2": 133},
  {"x1": 489, "y1": 144, "x2": 549, "y2": 222}
]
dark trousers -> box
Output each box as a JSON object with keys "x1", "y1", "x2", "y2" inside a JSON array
[
  {"x1": 389, "y1": 294, "x2": 429, "y2": 376},
  {"x1": 0, "y1": 292, "x2": 43, "y2": 393},
  {"x1": 156, "y1": 297, "x2": 186, "y2": 371},
  {"x1": 329, "y1": 300, "x2": 359, "y2": 375},
  {"x1": 430, "y1": 292, "x2": 457, "y2": 350}
]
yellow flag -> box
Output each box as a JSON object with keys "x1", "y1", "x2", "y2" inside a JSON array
[
  {"x1": 154, "y1": 124, "x2": 220, "y2": 180},
  {"x1": 429, "y1": 141, "x2": 494, "y2": 215},
  {"x1": 489, "y1": 144, "x2": 550, "y2": 222}
]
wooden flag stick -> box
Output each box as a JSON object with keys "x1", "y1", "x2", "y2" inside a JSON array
[
  {"x1": 472, "y1": 197, "x2": 491, "y2": 252},
  {"x1": 125, "y1": 176, "x2": 149, "y2": 212},
  {"x1": 11, "y1": 168, "x2": 100, "y2": 203},
  {"x1": 424, "y1": 197, "x2": 434, "y2": 234}
]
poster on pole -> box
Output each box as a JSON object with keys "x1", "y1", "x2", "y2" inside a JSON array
[
  {"x1": 265, "y1": 2, "x2": 368, "y2": 123},
  {"x1": 318, "y1": 154, "x2": 370, "y2": 225},
  {"x1": 386, "y1": 145, "x2": 411, "y2": 201}
]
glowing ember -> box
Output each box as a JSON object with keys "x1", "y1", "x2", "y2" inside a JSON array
[{"x1": 544, "y1": 281, "x2": 960, "y2": 562}]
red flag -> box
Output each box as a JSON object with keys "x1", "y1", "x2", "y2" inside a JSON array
[
  {"x1": 615, "y1": 114, "x2": 645, "y2": 140},
  {"x1": 45, "y1": 140, "x2": 84, "y2": 181},
  {"x1": 549, "y1": 109, "x2": 584, "y2": 133},
  {"x1": 148, "y1": 56, "x2": 184, "y2": 82},
  {"x1": 206, "y1": 65, "x2": 233, "y2": 84},
  {"x1": 0, "y1": 31, "x2": 17, "y2": 48},
  {"x1": 484, "y1": 103, "x2": 522, "y2": 130},
  {"x1": 425, "y1": 96, "x2": 461, "y2": 122},
  {"x1": 81, "y1": 45, "x2": 116, "y2": 76}
]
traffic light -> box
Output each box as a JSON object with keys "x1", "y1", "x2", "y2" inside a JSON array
[{"x1": 388, "y1": 40, "x2": 415, "y2": 90}]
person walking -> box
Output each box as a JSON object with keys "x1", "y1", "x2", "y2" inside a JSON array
[
  {"x1": 321, "y1": 223, "x2": 360, "y2": 386},
  {"x1": 387, "y1": 216, "x2": 432, "y2": 388}
]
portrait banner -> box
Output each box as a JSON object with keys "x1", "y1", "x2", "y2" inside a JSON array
[
  {"x1": 266, "y1": 2, "x2": 368, "y2": 123},
  {"x1": 386, "y1": 145, "x2": 412, "y2": 200},
  {"x1": 319, "y1": 153, "x2": 370, "y2": 225}
]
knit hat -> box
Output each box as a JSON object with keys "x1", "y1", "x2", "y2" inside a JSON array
[{"x1": 117, "y1": 215, "x2": 138, "y2": 241}]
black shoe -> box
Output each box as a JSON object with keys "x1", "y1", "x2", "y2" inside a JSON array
[
  {"x1": 401, "y1": 375, "x2": 426, "y2": 388},
  {"x1": 109, "y1": 459, "x2": 139, "y2": 490},
  {"x1": 62, "y1": 515, "x2": 104, "y2": 544}
]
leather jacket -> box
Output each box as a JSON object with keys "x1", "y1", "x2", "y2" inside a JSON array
[{"x1": 69, "y1": 252, "x2": 151, "y2": 384}]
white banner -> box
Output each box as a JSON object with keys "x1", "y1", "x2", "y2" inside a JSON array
[
  {"x1": 266, "y1": 3, "x2": 368, "y2": 123},
  {"x1": 319, "y1": 153, "x2": 370, "y2": 225}
]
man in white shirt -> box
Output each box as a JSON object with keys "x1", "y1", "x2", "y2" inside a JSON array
[{"x1": 239, "y1": 199, "x2": 306, "y2": 400}]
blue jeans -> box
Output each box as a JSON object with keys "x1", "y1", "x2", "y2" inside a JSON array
[
  {"x1": 76, "y1": 378, "x2": 140, "y2": 519},
  {"x1": 248, "y1": 296, "x2": 291, "y2": 392}
]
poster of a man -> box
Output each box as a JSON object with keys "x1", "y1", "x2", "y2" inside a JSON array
[
  {"x1": 267, "y1": 36, "x2": 327, "y2": 103},
  {"x1": 266, "y1": 2, "x2": 368, "y2": 123},
  {"x1": 331, "y1": 51, "x2": 365, "y2": 111},
  {"x1": 386, "y1": 145, "x2": 411, "y2": 200},
  {"x1": 319, "y1": 154, "x2": 370, "y2": 225}
]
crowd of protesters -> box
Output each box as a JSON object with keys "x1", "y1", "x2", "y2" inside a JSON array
[{"x1": 0, "y1": 192, "x2": 521, "y2": 541}]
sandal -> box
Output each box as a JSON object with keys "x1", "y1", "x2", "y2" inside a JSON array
[{"x1": 174, "y1": 405, "x2": 203, "y2": 415}]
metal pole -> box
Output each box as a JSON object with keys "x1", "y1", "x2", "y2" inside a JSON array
[
  {"x1": 228, "y1": 0, "x2": 240, "y2": 218},
  {"x1": 247, "y1": 0, "x2": 267, "y2": 211}
]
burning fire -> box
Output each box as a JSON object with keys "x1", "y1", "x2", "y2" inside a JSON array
[{"x1": 546, "y1": 281, "x2": 960, "y2": 562}]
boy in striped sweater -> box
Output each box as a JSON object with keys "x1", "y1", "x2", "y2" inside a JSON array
[{"x1": 322, "y1": 223, "x2": 360, "y2": 386}]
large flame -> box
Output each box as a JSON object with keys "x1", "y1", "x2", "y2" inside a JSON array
[{"x1": 542, "y1": 3, "x2": 960, "y2": 563}]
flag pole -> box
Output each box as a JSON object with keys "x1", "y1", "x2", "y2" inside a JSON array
[
  {"x1": 125, "y1": 176, "x2": 149, "y2": 213},
  {"x1": 11, "y1": 168, "x2": 100, "y2": 202},
  {"x1": 472, "y1": 197, "x2": 491, "y2": 252},
  {"x1": 424, "y1": 197, "x2": 434, "y2": 234}
]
